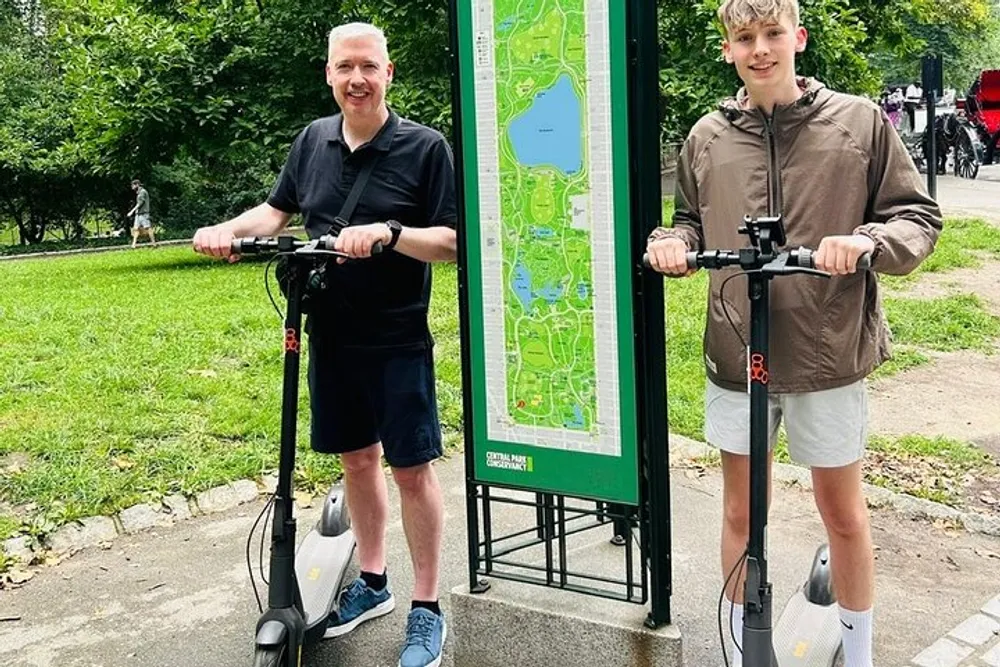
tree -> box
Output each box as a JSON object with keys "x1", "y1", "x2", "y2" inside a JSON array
[{"x1": 0, "y1": 0, "x2": 114, "y2": 244}]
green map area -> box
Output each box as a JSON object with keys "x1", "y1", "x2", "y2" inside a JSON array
[{"x1": 494, "y1": 0, "x2": 595, "y2": 432}]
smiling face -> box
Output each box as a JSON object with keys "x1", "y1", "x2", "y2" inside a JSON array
[
  {"x1": 326, "y1": 34, "x2": 394, "y2": 123},
  {"x1": 722, "y1": 13, "x2": 807, "y2": 105}
]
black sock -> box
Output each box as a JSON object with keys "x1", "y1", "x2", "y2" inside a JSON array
[
  {"x1": 411, "y1": 599, "x2": 441, "y2": 616},
  {"x1": 360, "y1": 570, "x2": 387, "y2": 591}
]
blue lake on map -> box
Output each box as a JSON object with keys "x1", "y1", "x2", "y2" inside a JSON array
[
  {"x1": 565, "y1": 404, "x2": 586, "y2": 430},
  {"x1": 512, "y1": 262, "x2": 533, "y2": 310},
  {"x1": 508, "y1": 74, "x2": 583, "y2": 175},
  {"x1": 511, "y1": 260, "x2": 568, "y2": 310},
  {"x1": 535, "y1": 282, "x2": 565, "y2": 304}
]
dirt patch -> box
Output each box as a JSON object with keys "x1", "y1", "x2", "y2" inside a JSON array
[
  {"x1": 871, "y1": 256, "x2": 1000, "y2": 518},
  {"x1": 869, "y1": 349, "x2": 1000, "y2": 451},
  {"x1": 888, "y1": 257, "x2": 1000, "y2": 315}
]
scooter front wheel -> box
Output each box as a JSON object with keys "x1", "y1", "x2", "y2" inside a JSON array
[{"x1": 253, "y1": 646, "x2": 285, "y2": 667}]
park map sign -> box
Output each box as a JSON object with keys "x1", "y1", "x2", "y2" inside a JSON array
[{"x1": 456, "y1": 0, "x2": 638, "y2": 504}]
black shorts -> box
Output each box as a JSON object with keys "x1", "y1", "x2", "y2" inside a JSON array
[{"x1": 306, "y1": 339, "x2": 443, "y2": 468}]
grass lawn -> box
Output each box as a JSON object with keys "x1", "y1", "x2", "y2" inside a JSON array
[
  {"x1": 1, "y1": 214, "x2": 999, "y2": 539},
  {"x1": 0, "y1": 248, "x2": 460, "y2": 537}
]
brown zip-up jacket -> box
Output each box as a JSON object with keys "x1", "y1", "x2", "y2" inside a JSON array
[{"x1": 650, "y1": 79, "x2": 942, "y2": 393}]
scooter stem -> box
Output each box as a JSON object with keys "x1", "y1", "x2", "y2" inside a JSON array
[{"x1": 744, "y1": 266, "x2": 779, "y2": 667}]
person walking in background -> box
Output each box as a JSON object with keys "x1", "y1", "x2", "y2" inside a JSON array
[{"x1": 128, "y1": 179, "x2": 155, "y2": 247}]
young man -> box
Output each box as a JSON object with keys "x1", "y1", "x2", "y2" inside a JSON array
[
  {"x1": 192, "y1": 22, "x2": 456, "y2": 667},
  {"x1": 645, "y1": 2, "x2": 941, "y2": 666},
  {"x1": 128, "y1": 180, "x2": 155, "y2": 247}
]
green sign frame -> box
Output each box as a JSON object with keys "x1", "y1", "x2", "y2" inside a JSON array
[{"x1": 454, "y1": 0, "x2": 639, "y2": 505}]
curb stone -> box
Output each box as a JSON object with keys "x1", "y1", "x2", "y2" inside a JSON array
[
  {"x1": 909, "y1": 594, "x2": 1000, "y2": 666},
  {"x1": 3, "y1": 434, "x2": 998, "y2": 576},
  {"x1": 2, "y1": 535, "x2": 35, "y2": 565},
  {"x1": 2, "y1": 478, "x2": 271, "y2": 567}
]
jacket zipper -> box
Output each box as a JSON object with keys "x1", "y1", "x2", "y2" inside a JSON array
[{"x1": 763, "y1": 111, "x2": 782, "y2": 216}]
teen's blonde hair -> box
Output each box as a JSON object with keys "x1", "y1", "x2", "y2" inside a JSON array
[{"x1": 717, "y1": 0, "x2": 800, "y2": 36}]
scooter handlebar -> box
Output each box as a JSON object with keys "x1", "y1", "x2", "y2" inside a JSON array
[
  {"x1": 641, "y1": 248, "x2": 871, "y2": 272},
  {"x1": 231, "y1": 234, "x2": 383, "y2": 256}
]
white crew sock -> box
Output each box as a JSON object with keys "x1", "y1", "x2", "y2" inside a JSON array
[
  {"x1": 724, "y1": 596, "x2": 745, "y2": 667},
  {"x1": 838, "y1": 605, "x2": 874, "y2": 667}
]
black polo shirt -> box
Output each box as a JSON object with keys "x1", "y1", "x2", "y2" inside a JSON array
[{"x1": 267, "y1": 110, "x2": 457, "y2": 351}]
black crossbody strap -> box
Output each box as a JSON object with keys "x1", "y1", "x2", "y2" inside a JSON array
[{"x1": 334, "y1": 153, "x2": 381, "y2": 228}]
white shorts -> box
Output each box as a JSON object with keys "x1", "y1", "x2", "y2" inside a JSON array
[
  {"x1": 135, "y1": 214, "x2": 151, "y2": 229},
  {"x1": 704, "y1": 379, "x2": 868, "y2": 468}
]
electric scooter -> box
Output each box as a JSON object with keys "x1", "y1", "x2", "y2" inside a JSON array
[
  {"x1": 234, "y1": 234, "x2": 378, "y2": 667},
  {"x1": 646, "y1": 214, "x2": 869, "y2": 666}
]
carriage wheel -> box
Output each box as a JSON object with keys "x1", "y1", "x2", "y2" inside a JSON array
[{"x1": 954, "y1": 127, "x2": 980, "y2": 179}]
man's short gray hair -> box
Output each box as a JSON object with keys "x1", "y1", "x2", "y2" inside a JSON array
[{"x1": 328, "y1": 22, "x2": 390, "y2": 61}]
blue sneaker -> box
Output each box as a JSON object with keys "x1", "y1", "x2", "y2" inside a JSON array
[
  {"x1": 398, "y1": 607, "x2": 447, "y2": 667},
  {"x1": 323, "y1": 577, "x2": 395, "y2": 639}
]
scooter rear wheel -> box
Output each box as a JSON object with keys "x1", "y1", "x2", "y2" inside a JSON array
[{"x1": 253, "y1": 646, "x2": 285, "y2": 667}]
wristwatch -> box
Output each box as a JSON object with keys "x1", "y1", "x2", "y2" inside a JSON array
[{"x1": 384, "y1": 219, "x2": 403, "y2": 250}]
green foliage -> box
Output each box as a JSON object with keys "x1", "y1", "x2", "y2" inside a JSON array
[
  {"x1": 0, "y1": 514, "x2": 21, "y2": 541},
  {"x1": 872, "y1": 0, "x2": 1000, "y2": 90},
  {"x1": 2, "y1": 0, "x2": 997, "y2": 246},
  {"x1": 657, "y1": 0, "x2": 885, "y2": 144}
]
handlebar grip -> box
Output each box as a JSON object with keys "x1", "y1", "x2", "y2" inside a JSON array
[
  {"x1": 790, "y1": 248, "x2": 871, "y2": 270},
  {"x1": 318, "y1": 234, "x2": 383, "y2": 256},
  {"x1": 640, "y1": 252, "x2": 698, "y2": 272},
  {"x1": 231, "y1": 237, "x2": 254, "y2": 254}
]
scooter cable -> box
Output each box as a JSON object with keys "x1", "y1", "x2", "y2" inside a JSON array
[
  {"x1": 246, "y1": 492, "x2": 276, "y2": 613},
  {"x1": 259, "y1": 494, "x2": 274, "y2": 585},
  {"x1": 719, "y1": 271, "x2": 757, "y2": 349},
  {"x1": 719, "y1": 547, "x2": 749, "y2": 667},
  {"x1": 264, "y1": 253, "x2": 294, "y2": 322}
]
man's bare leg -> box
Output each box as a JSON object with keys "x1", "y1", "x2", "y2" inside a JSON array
[
  {"x1": 391, "y1": 462, "x2": 443, "y2": 602},
  {"x1": 340, "y1": 443, "x2": 389, "y2": 575}
]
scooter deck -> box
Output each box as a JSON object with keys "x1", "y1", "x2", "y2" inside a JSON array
[
  {"x1": 295, "y1": 529, "x2": 356, "y2": 630},
  {"x1": 773, "y1": 589, "x2": 842, "y2": 666}
]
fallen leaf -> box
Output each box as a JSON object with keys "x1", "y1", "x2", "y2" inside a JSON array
[
  {"x1": 294, "y1": 491, "x2": 314, "y2": 508},
  {"x1": 112, "y1": 457, "x2": 135, "y2": 470},
  {"x1": 8, "y1": 569, "x2": 34, "y2": 584},
  {"x1": 974, "y1": 548, "x2": 1000, "y2": 560}
]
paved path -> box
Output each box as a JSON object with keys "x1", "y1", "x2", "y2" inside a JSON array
[{"x1": 2, "y1": 451, "x2": 1000, "y2": 666}]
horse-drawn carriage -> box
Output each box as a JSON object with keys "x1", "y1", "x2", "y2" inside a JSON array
[
  {"x1": 961, "y1": 68, "x2": 1000, "y2": 167},
  {"x1": 887, "y1": 68, "x2": 999, "y2": 180}
]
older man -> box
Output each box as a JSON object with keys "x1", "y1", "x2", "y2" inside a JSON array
[{"x1": 192, "y1": 22, "x2": 456, "y2": 667}]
